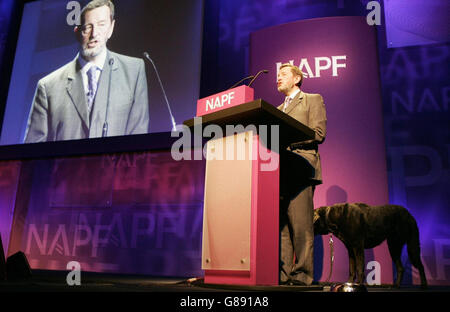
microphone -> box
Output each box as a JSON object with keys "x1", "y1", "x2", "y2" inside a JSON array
[
  {"x1": 228, "y1": 75, "x2": 255, "y2": 89},
  {"x1": 247, "y1": 69, "x2": 268, "y2": 87},
  {"x1": 102, "y1": 57, "x2": 114, "y2": 137},
  {"x1": 143, "y1": 52, "x2": 177, "y2": 131}
]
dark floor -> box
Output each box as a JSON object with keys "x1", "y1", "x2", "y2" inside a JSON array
[
  {"x1": 0, "y1": 269, "x2": 448, "y2": 293},
  {"x1": 0, "y1": 270, "x2": 447, "y2": 310}
]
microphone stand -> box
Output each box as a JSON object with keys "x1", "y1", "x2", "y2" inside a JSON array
[
  {"x1": 228, "y1": 75, "x2": 254, "y2": 90},
  {"x1": 227, "y1": 70, "x2": 268, "y2": 91},
  {"x1": 247, "y1": 69, "x2": 268, "y2": 87},
  {"x1": 102, "y1": 57, "x2": 114, "y2": 137},
  {"x1": 143, "y1": 52, "x2": 177, "y2": 131}
]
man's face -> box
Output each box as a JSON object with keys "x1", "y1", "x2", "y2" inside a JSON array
[
  {"x1": 76, "y1": 5, "x2": 115, "y2": 60},
  {"x1": 277, "y1": 67, "x2": 300, "y2": 95}
]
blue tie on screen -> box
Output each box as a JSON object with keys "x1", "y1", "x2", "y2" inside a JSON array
[{"x1": 87, "y1": 66, "x2": 98, "y2": 111}]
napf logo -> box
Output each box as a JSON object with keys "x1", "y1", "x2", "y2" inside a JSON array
[
  {"x1": 276, "y1": 56, "x2": 347, "y2": 79},
  {"x1": 196, "y1": 85, "x2": 254, "y2": 116}
]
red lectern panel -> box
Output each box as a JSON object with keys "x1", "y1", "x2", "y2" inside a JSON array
[{"x1": 201, "y1": 131, "x2": 279, "y2": 285}]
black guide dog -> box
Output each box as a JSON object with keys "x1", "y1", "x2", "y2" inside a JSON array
[{"x1": 314, "y1": 203, "x2": 427, "y2": 288}]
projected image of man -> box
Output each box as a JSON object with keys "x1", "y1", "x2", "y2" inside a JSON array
[{"x1": 24, "y1": 0, "x2": 149, "y2": 143}]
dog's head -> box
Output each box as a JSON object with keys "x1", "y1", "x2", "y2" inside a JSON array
[
  {"x1": 314, "y1": 204, "x2": 351, "y2": 235},
  {"x1": 314, "y1": 206, "x2": 332, "y2": 235}
]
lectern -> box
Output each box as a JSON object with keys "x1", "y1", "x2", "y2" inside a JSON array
[{"x1": 184, "y1": 98, "x2": 314, "y2": 285}]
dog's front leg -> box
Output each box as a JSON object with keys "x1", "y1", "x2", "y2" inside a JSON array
[
  {"x1": 354, "y1": 246, "x2": 366, "y2": 284},
  {"x1": 345, "y1": 244, "x2": 356, "y2": 283}
]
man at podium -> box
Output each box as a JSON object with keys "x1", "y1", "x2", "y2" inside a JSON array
[{"x1": 276, "y1": 63, "x2": 327, "y2": 285}]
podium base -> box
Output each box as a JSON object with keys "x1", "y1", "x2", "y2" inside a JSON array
[{"x1": 204, "y1": 269, "x2": 277, "y2": 286}]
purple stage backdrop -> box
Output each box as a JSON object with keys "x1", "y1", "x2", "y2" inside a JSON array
[
  {"x1": 5, "y1": 151, "x2": 205, "y2": 277},
  {"x1": 250, "y1": 16, "x2": 393, "y2": 284}
]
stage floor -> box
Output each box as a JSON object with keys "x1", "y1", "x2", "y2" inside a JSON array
[
  {"x1": 0, "y1": 270, "x2": 447, "y2": 310},
  {"x1": 0, "y1": 270, "x2": 447, "y2": 293}
]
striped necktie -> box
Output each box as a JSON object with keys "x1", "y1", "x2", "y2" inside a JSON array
[
  {"x1": 86, "y1": 66, "x2": 99, "y2": 111},
  {"x1": 283, "y1": 96, "x2": 292, "y2": 112}
]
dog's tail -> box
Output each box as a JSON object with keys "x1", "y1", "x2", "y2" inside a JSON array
[{"x1": 405, "y1": 211, "x2": 428, "y2": 288}]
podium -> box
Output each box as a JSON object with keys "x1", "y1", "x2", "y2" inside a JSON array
[{"x1": 184, "y1": 99, "x2": 314, "y2": 285}]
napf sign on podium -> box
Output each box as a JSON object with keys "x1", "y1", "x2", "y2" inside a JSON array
[{"x1": 196, "y1": 85, "x2": 254, "y2": 117}]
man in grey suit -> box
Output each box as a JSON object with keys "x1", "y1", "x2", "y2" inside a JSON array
[
  {"x1": 24, "y1": 0, "x2": 149, "y2": 143},
  {"x1": 277, "y1": 63, "x2": 327, "y2": 285}
]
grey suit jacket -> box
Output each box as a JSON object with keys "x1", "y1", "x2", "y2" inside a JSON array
[
  {"x1": 277, "y1": 91, "x2": 327, "y2": 184},
  {"x1": 24, "y1": 50, "x2": 149, "y2": 143}
]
